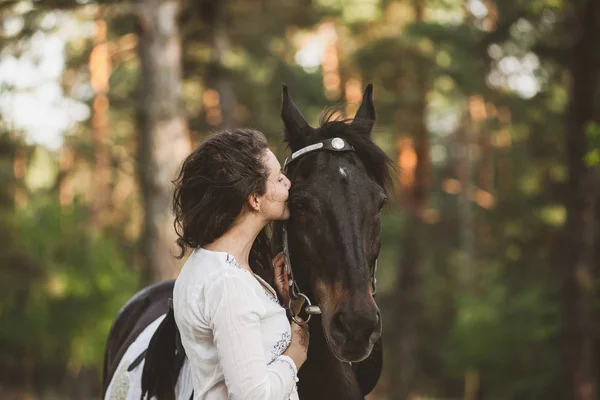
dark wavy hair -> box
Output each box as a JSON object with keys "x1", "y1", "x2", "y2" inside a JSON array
[{"x1": 172, "y1": 128, "x2": 274, "y2": 278}]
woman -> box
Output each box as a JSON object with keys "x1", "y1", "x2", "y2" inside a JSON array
[{"x1": 172, "y1": 128, "x2": 309, "y2": 400}]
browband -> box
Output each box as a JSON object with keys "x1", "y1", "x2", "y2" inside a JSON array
[{"x1": 283, "y1": 137, "x2": 354, "y2": 169}]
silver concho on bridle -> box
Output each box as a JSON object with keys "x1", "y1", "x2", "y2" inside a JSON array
[{"x1": 280, "y1": 137, "x2": 378, "y2": 325}]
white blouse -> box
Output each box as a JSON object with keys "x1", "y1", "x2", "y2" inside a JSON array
[{"x1": 173, "y1": 248, "x2": 299, "y2": 400}]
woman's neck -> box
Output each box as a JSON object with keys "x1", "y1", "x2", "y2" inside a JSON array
[{"x1": 203, "y1": 210, "x2": 266, "y2": 271}]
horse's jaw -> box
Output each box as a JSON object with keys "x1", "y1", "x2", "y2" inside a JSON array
[{"x1": 296, "y1": 319, "x2": 364, "y2": 400}]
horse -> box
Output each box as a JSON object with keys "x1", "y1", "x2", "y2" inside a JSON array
[{"x1": 102, "y1": 84, "x2": 393, "y2": 400}]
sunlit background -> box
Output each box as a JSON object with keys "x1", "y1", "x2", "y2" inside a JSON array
[{"x1": 1, "y1": 0, "x2": 599, "y2": 399}]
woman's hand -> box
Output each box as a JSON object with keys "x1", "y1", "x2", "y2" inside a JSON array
[
  {"x1": 284, "y1": 319, "x2": 310, "y2": 370},
  {"x1": 273, "y1": 252, "x2": 291, "y2": 308}
]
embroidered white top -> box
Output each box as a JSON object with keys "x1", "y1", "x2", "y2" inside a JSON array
[{"x1": 173, "y1": 248, "x2": 299, "y2": 400}]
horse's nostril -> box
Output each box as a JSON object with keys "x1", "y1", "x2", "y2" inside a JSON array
[
  {"x1": 330, "y1": 311, "x2": 348, "y2": 343},
  {"x1": 337, "y1": 310, "x2": 352, "y2": 335},
  {"x1": 331, "y1": 309, "x2": 379, "y2": 343}
]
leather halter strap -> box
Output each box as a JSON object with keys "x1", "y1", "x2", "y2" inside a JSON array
[{"x1": 283, "y1": 137, "x2": 354, "y2": 169}]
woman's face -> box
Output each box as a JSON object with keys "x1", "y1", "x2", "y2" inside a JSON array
[{"x1": 259, "y1": 149, "x2": 291, "y2": 221}]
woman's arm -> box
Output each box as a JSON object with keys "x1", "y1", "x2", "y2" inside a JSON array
[{"x1": 207, "y1": 273, "x2": 297, "y2": 400}]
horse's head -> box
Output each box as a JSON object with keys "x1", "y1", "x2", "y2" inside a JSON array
[{"x1": 280, "y1": 84, "x2": 392, "y2": 363}]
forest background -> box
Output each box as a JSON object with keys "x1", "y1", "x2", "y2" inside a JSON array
[{"x1": 1, "y1": 0, "x2": 599, "y2": 399}]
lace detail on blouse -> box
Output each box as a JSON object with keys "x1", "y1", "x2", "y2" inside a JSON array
[
  {"x1": 225, "y1": 253, "x2": 281, "y2": 305},
  {"x1": 269, "y1": 331, "x2": 292, "y2": 364},
  {"x1": 225, "y1": 253, "x2": 245, "y2": 270}
]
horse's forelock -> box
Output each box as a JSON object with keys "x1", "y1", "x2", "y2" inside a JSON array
[{"x1": 304, "y1": 108, "x2": 395, "y2": 195}]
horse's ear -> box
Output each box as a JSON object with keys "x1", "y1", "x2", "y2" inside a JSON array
[
  {"x1": 352, "y1": 83, "x2": 376, "y2": 135},
  {"x1": 281, "y1": 84, "x2": 312, "y2": 151}
]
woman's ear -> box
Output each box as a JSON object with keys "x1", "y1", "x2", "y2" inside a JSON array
[{"x1": 248, "y1": 193, "x2": 261, "y2": 213}]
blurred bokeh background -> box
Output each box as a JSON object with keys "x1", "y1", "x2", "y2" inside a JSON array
[{"x1": 1, "y1": 0, "x2": 599, "y2": 399}]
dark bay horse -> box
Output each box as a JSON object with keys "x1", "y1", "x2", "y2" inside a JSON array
[{"x1": 102, "y1": 84, "x2": 392, "y2": 400}]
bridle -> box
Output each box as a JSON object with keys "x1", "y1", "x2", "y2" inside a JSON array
[{"x1": 281, "y1": 137, "x2": 379, "y2": 326}]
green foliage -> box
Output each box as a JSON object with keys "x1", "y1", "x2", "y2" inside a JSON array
[
  {"x1": 0, "y1": 196, "x2": 138, "y2": 371},
  {"x1": 446, "y1": 283, "x2": 559, "y2": 398},
  {"x1": 0, "y1": 0, "x2": 596, "y2": 398}
]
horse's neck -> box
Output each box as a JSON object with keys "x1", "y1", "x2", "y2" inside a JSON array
[{"x1": 297, "y1": 321, "x2": 363, "y2": 400}]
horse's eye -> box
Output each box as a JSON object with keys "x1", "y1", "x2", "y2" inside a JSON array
[
  {"x1": 378, "y1": 196, "x2": 387, "y2": 212},
  {"x1": 291, "y1": 196, "x2": 312, "y2": 212}
]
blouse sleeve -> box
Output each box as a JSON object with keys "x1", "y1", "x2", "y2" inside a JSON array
[{"x1": 206, "y1": 273, "x2": 298, "y2": 400}]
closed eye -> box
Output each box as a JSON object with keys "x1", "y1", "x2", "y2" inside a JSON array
[
  {"x1": 378, "y1": 195, "x2": 388, "y2": 212},
  {"x1": 289, "y1": 195, "x2": 313, "y2": 212}
]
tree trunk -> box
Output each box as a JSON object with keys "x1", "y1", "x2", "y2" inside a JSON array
[
  {"x1": 561, "y1": 1, "x2": 600, "y2": 399},
  {"x1": 12, "y1": 146, "x2": 26, "y2": 207},
  {"x1": 89, "y1": 15, "x2": 112, "y2": 228},
  {"x1": 392, "y1": 214, "x2": 423, "y2": 400},
  {"x1": 0, "y1": 132, "x2": 17, "y2": 209},
  {"x1": 455, "y1": 114, "x2": 475, "y2": 288},
  {"x1": 201, "y1": 0, "x2": 237, "y2": 129},
  {"x1": 58, "y1": 144, "x2": 74, "y2": 207},
  {"x1": 136, "y1": 0, "x2": 191, "y2": 284},
  {"x1": 391, "y1": 2, "x2": 429, "y2": 398},
  {"x1": 210, "y1": 22, "x2": 237, "y2": 129}
]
